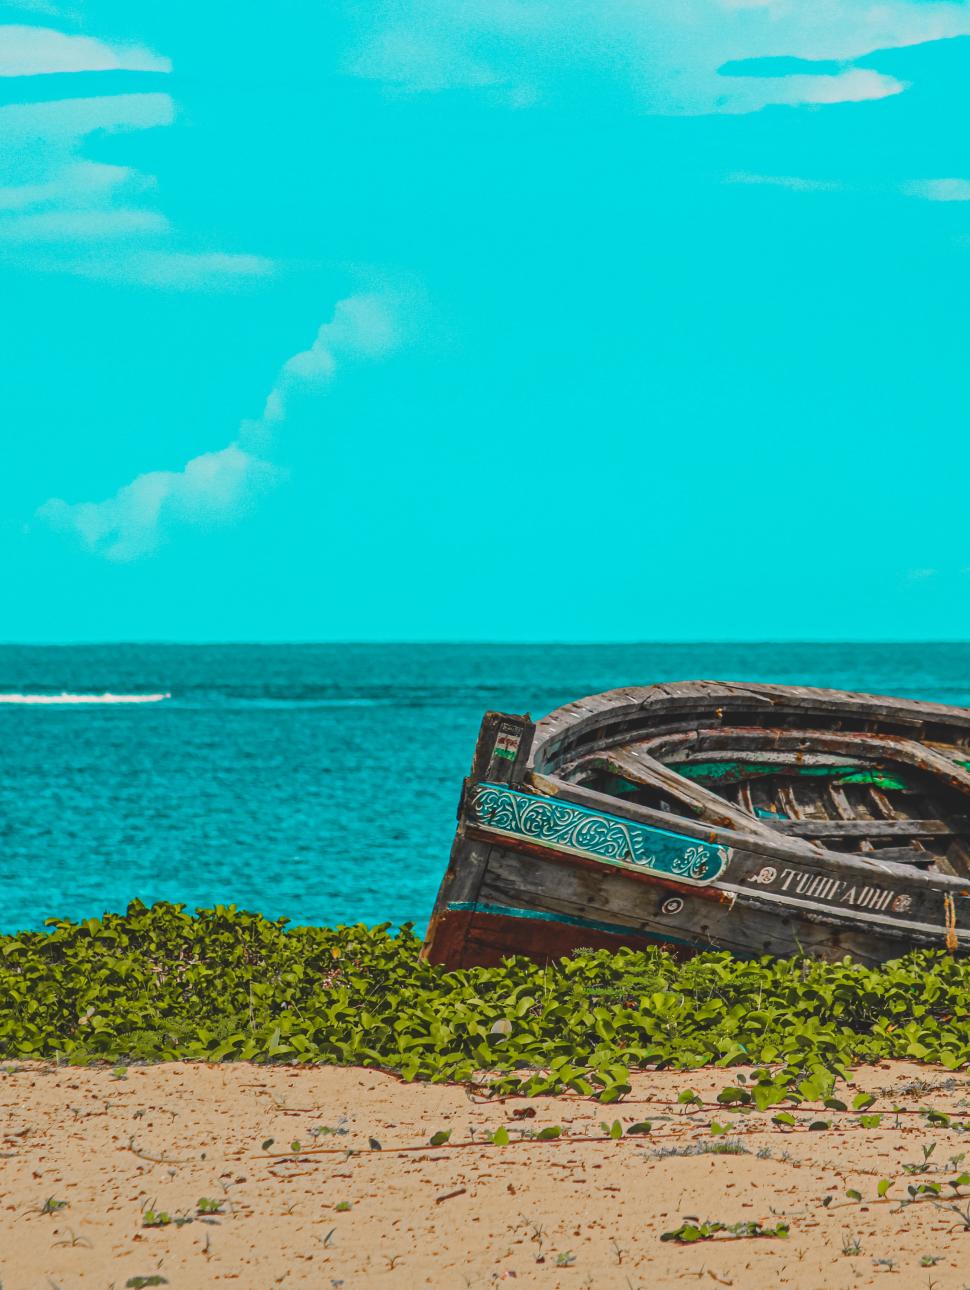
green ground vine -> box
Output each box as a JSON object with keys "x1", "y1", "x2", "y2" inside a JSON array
[{"x1": 1, "y1": 902, "x2": 969, "y2": 1095}]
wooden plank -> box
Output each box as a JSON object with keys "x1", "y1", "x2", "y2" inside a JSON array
[
  {"x1": 773, "y1": 818, "x2": 962, "y2": 838},
  {"x1": 475, "y1": 843, "x2": 960, "y2": 966},
  {"x1": 868, "y1": 786, "x2": 897, "y2": 821},
  {"x1": 631, "y1": 727, "x2": 970, "y2": 798},
  {"x1": 860, "y1": 846, "x2": 935, "y2": 865},
  {"x1": 567, "y1": 746, "x2": 811, "y2": 851}
]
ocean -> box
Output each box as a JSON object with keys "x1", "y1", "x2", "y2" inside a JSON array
[{"x1": 1, "y1": 642, "x2": 968, "y2": 935}]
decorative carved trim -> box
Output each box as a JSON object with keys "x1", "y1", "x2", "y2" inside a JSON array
[{"x1": 468, "y1": 782, "x2": 729, "y2": 886}]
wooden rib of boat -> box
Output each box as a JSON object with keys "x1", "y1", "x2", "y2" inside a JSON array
[{"x1": 422, "y1": 681, "x2": 970, "y2": 969}]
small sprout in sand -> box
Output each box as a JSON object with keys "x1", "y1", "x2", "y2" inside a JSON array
[
  {"x1": 677, "y1": 1089, "x2": 703, "y2": 1110},
  {"x1": 908, "y1": 1183, "x2": 943, "y2": 1207},
  {"x1": 310, "y1": 1122, "x2": 349, "y2": 1139},
  {"x1": 921, "y1": 1256, "x2": 942, "y2": 1267},
  {"x1": 110, "y1": 1066, "x2": 128, "y2": 1080},
  {"x1": 535, "y1": 1125, "x2": 562, "y2": 1141},
  {"x1": 859, "y1": 1114, "x2": 883, "y2": 1128},
  {"x1": 931, "y1": 1199, "x2": 970, "y2": 1230},
  {"x1": 924, "y1": 1109, "x2": 951, "y2": 1128},
  {"x1": 40, "y1": 1197, "x2": 68, "y2": 1216},
  {"x1": 872, "y1": 1257, "x2": 896, "y2": 1272},
  {"x1": 52, "y1": 1229, "x2": 91, "y2": 1248},
  {"x1": 625, "y1": 1121, "x2": 652, "y2": 1137},
  {"x1": 841, "y1": 1233, "x2": 863, "y2": 1256},
  {"x1": 845, "y1": 1189, "x2": 862, "y2": 1203},
  {"x1": 878, "y1": 1179, "x2": 892, "y2": 1199},
  {"x1": 709, "y1": 1121, "x2": 730, "y2": 1137},
  {"x1": 335, "y1": 1201, "x2": 351, "y2": 1212},
  {"x1": 556, "y1": 1251, "x2": 577, "y2": 1267},
  {"x1": 489, "y1": 1127, "x2": 510, "y2": 1146},
  {"x1": 600, "y1": 1120, "x2": 622, "y2": 1140},
  {"x1": 661, "y1": 1219, "x2": 788, "y2": 1243},
  {"x1": 903, "y1": 1144, "x2": 937, "y2": 1175},
  {"x1": 429, "y1": 1130, "x2": 451, "y2": 1147},
  {"x1": 853, "y1": 1093, "x2": 877, "y2": 1112},
  {"x1": 368, "y1": 1137, "x2": 382, "y2": 1151},
  {"x1": 196, "y1": 1198, "x2": 223, "y2": 1216},
  {"x1": 290, "y1": 1140, "x2": 301, "y2": 1152},
  {"x1": 142, "y1": 1210, "x2": 172, "y2": 1228},
  {"x1": 261, "y1": 1138, "x2": 274, "y2": 1151},
  {"x1": 650, "y1": 1141, "x2": 749, "y2": 1160},
  {"x1": 125, "y1": 1279, "x2": 168, "y2": 1289}
]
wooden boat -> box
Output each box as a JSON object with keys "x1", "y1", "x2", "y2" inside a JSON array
[{"x1": 422, "y1": 682, "x2": 970, "y2": 968}]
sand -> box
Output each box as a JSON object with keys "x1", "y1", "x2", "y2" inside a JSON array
[{"x1": 2, "y1": 1060, "x2": 970, "y2": 1288}]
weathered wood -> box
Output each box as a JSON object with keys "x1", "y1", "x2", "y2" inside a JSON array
[
  {"x1": 774, "y1": 818, "x2": 963, "y2": 838},
  {"x1": 422, "y1": 682, "x2": 970, "y2": 970}
]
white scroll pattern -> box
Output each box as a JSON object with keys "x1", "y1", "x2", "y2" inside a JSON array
[{"x1": 470, "y1": 784, "x2": 726, "y2": 884}]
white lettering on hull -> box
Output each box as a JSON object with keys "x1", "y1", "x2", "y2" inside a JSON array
[{"x1": 746, "y1": 865, "x2": 912, "y2": 917}]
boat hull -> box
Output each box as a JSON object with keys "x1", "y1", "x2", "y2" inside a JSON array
[
  {"x1": 424, "y1": 781, "x2": 970, "y2": 969},
  {"x1": 423, "y1": 688, "x2": 970, "y2": 969}
]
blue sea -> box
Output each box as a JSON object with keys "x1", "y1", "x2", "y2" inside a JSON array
[{"x1": 1, "y1": 643, "x2": 969, "y2": 935}]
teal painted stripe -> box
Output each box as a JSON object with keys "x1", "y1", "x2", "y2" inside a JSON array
[{"x1": 445, "y1": 900, "x2": 702, "y2": 950}]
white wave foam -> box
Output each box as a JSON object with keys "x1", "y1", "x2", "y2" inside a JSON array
[{"x1": 0, "y1": 692, "x2": 171, "y2": 705}]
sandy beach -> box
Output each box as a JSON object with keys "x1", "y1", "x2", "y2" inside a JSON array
[{"x1": 3, "y1": 1061, "x2": 970, "y2": 1288}]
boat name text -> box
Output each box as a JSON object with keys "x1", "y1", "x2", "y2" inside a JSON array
[{"x1": 746, "y1": 864, "x2": 912, "y2": 914}]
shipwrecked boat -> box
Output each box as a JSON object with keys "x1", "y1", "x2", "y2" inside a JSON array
[{"x1": 423, "y1": 682, "x2": 970, "y2": 968}]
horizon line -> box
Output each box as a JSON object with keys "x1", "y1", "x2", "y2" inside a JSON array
[{"x1": 2, "y1": 639, "x2": 970, "y2": 648}]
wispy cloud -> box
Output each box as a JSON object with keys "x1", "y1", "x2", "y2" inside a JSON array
[
  {"x1": 38, "y1": 293, "x2": 403, "y2": 560},
  {"x1": 728, "y1": 171, "x2": 970, "y2": 204},
  {"x1": 902, "y1": 178, "x2": 970, "y2": 202},
  {"x1": 39, "y1": 446, "x2": 280, "y2": 562},
  {"x1": 346, "y1": 0, "x2": 964, "y2": 114},
  {"x1": 246, "y1": 294, "x2": 401, "y2": 439},
  {"x1": 727, "y1": 171, "x2": 844, "y2": 192},
  {"x1": 57, "y1": 249, "x2": 277, "y2": 288},
  {"x1": 0, "y1": 32, "x2": 269, "y2": 288},
  {"x1": 0, "y1": 23, "x2": 170, "y2": 76}
]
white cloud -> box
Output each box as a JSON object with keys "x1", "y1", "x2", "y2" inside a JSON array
[
  {"x1": 243, "y1": 294, "x2": 401, "y2": 443},
  {"x1": 0, "y1": 207, "x2": 167, "y2": 241},
  {"x1": 0, "y1": 84, "x2": 273, "y2": 286},
  {"x1": 38, "y1": 294, "x2": 403, "y2": 559},
  {"x1": 753, "y1": 68, "x2": 906, "y2": 107},
  {"x1": 0, "y1": 24, "x2": 170, "y2": 76},
  {"x1": 346, "y1": 0, "x2": 966, "y2": 114},
  {"x1": 0, "y1": 160, "x2": 140, "y2": 211},
  {"x1": 58, "y1": 249, "x2": 277, "y2": 287},
  {"x1": 352, "y1": 29, "x2": 503, "y2": 92},
  {"x1": 39, "y1": 445, "x2": 279, "y2": 562},
  {"x1": 727, "y1": 171, "x2": 843, "y2": 192},
  {"x1": 902, "y1": 178, "x2": 970, "y2": 202}
]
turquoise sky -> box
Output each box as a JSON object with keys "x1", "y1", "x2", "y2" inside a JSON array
[{"x1": 2, "y1": 2, "x2": 970, "y2": 642}]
